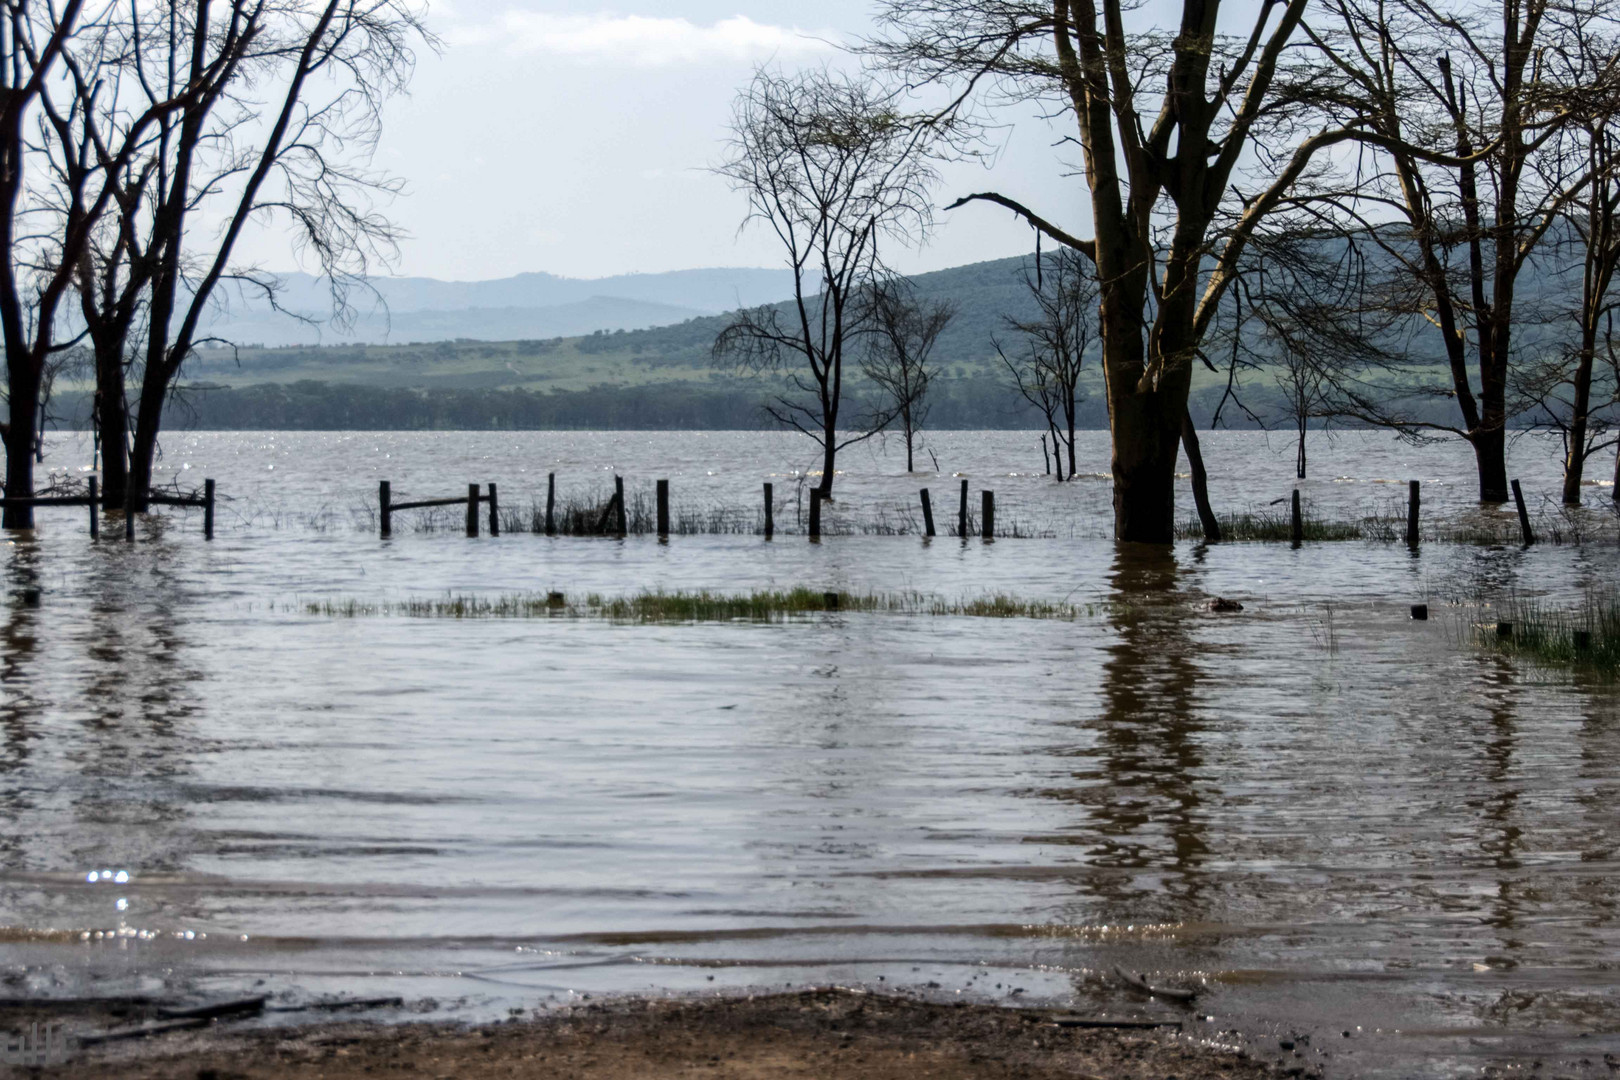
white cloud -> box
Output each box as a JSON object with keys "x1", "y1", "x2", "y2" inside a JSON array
[{"x1": 448, "y1": 12, "x2": 836, "y2": 66}]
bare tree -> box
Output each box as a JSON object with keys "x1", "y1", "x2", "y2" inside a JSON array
[
  {"x1": 860, "y1": 276, "x2": 954, "y2": 472},
  {"x1": 1516, "y1": 0, "x2": 1620, "y2": 504},
  {"x1": 117, "y1": 0, "x2": 427, "y2": 512},
  {"x1": 713, "y1": 67, "x2": 951, "y2": 498},
  {"x1": 1, "y1": 1, "x2": 214, "y2": 527},
  {"x1": 996, "y1": 250, "x2": 1093, "y2": 480},
  {"x1": 868, "y1": 0, "x2": 1381, "y2": 541},
  {"x1": 1301, "y1": 0, "x2": 1602, "y2": 503}
]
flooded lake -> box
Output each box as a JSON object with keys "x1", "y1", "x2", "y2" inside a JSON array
[{"x1": 2, "y1": 429, "x2": 1618, "y2": 1078}]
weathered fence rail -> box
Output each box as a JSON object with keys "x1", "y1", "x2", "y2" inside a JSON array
[{"x1": 379, "y1": 480, "x2": 498, "y2": 538}]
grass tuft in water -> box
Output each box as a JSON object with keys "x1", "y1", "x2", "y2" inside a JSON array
[
  {"x1": 1175, "y1": 510, "x2": 1367, "y2": 542},
  {"x1": 1474, "y1": 591, "x2": 1620, "y2": 674},
  {"x1": 302, "y1": 588, "x2": 1107, "y2": 623}
]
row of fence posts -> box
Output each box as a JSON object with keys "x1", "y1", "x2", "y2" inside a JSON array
[
  {"x1": 377, "y1": 473, "x2": 1550, "y2": 546},
  {"x1": 0, "y1": 477, "x2": 215, "y2": 540},
  {"x1": 378, "y1": 474, "x2": 1004, "y2": 541},
  {"x1": 1287, "y1": 477, "x2": 1537, "y2": 549}
]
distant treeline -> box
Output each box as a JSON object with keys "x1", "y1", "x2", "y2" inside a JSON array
[{"x1": 47, "y1": 377, "x2": 1478, "y2": 433}]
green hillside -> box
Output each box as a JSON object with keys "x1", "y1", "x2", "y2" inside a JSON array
[{"x1": 46, "y1": 250, "x2": 1482, "y2": 431}]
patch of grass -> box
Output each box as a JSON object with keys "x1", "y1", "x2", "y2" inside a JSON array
[
  {"x1": 1176, "y1": 510, "x2": 1367, "y2": 542},
  {"x1": 1474, "y1": 591, "x2": 1620, "y2": 674},
  {"x1": 301, "y1": 587, "x2": 1110, "y2": 623}
]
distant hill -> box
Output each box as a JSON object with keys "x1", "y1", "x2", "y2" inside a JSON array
[
  {"x1": 197, "y1": 266, "x2": 799, "y2": 346},
  {"x1": 47, "y1": 248, "x2": 1500, "y2": 432}
]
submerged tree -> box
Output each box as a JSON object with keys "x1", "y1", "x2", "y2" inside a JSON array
[
  {"x1": 1301, "y1": 0, "x2": 1608, "y2": 503},
  {"x1": 119, "y1": 0, "x2": 426, "y2": 512},
  {"x1": 860, "y1": 276, "x2": 954, "y2": 472},
  {"x1": 713, "y1": 68, "x2": 951, "y2": 497},
  {"x1": 868, "y1": 0, "x2": 1378, "y2": 541},
  {"x1": 997, "y1": 250, "x2": 1094, "y2": 480}
]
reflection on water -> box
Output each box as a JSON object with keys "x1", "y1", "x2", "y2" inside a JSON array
[{"x1": 0, "y1": 431, "x2": 1616, "y2": 1077}]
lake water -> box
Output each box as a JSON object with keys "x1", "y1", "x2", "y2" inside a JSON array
[{"x1": 2, "y1": 429, "x2": 1618, "y2": 1078}]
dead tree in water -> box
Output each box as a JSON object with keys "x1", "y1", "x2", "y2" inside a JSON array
[
  {"x1": 861, "y1": 276, "x2": 954, "y2": 472},
  {"x1": 998, "y1": 250, "x2": 1093, "y2": 480},
  {"x1": 713, "y1": 68, "x2": 958, "y2": 497}
]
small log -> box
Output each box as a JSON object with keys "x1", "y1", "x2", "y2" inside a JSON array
[
  {"x1": 763, "y1": 482, "x2": 774, "y2": 540},
  {"x1": 77, "y1": 1017, "x2": 208, "y2": 1045},
  {"x1": 1290, "y1": 489, "x2": 1303, "y2": 547},
  {"x1": 1406, "y1": 480, "x2": 1420, "y2": 546},
  {"x1": 88, "y1": 476, "x2": 98, "y2": 540},
  {"x1": 809, "y1": 490, "x2": 822, "y2": 540},
  {"x1": 656, "y1": 478, "x2": 669, "y2": 539},
  {"x1": 1114, "y1": 965, "x2": 1198, "y2": 1003},
  {"x1": 981, "y1": 489, "x2": 995, "y2": 540},
  {"x1": 466, "y1": 483, "x2": 479, "y2": 537},
  {"x1": 1512, "y1": 479, "x2": 1535, "y2": 545},
  {"x1": 203, "y1": 478, "x2": 216, "y2": 540},
  {"x1": 487, "y1": 482, "x2": 499, "y2": 536},
  {"x1": 157, "y1": 995, "x2": 268, "y2": 1020},
  {"x1": 958, "y1": 478, "x2": 969, "y2": 537},
  {"x1": 613, "y1": 475, "x2": 627, "y2": 536},
  {"x1": 379, "y1": 481, "x2": 392, "y2": 538},
  {"x1": 920, "y1": 488, "x2": 935, "y2": 537},
  {"x1": 545, "y1": 472, "x2": 556, "y2": 536}
]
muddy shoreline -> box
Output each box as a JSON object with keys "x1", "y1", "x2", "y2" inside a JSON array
[{"x1": 0, "y1": 987, "x2": 1327, "y2": 1079}]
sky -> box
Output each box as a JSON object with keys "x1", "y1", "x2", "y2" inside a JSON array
[{"x1": 301, "y1": 1, "x2": 1091, "y2": 283}]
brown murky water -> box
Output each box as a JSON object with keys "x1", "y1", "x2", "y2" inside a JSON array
[{"x1": 1, "y1": 430, "x2": 1617, "y2": 1078}]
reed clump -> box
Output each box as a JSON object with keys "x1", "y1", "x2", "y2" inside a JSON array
[
  {"x1": 1475, "y1": 591, "x2": 1620, "y2": 674},
  {"x1": 1176, "y1": 510, "x2": 1366, "y2": 542},
  {"x1": 302, "y1": 588, "x2": 1109, "y2": 623}
]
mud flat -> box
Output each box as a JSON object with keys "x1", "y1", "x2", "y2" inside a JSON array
[{"x1": 6, "y1": 988, "x2": 1306, "y2": 1079}]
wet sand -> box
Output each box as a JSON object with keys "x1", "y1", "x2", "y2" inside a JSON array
[{"x1": 7, "y1": 989, "x2": 1302, "y2": 1079}]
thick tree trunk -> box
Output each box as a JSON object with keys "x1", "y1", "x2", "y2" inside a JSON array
[
  {"x1": 2, "y1": 368, "x2": 39, "y2": 528},
  {"x1": 1111, "y1": 387, "x2": 1184, "y2": 543},
  {"x1": 1472, "y1": 425, "x2": 1509, "y2": 504},
  {"x1": 1181, "y1": 411, "x2": 1220, "y2": 543},
  {"x1": 94, "y1": 340, "x2": 130, "y2": 510}
]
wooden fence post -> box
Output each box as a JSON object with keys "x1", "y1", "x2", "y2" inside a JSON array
[
  {"x1": 763, "y1": 482, "x2": 774, "y2": 540},
  {"x1": 1512, "y1": 479, "x2": 1535, "y2": 545},
  {"x1": 379, "y1": 481, "x2": 392, "y2": 538},
  {"x1": 809, "y1": 490, "x2": 822, "y2": 540},
  {"x1": 656, "y1": 479, "x2": 669, "y2": 539},
  {"x1": 981, "y1": 490, "x2": 995, "y2": 540},
  {"x1": 203, "y1": 479, "x2": 215, "y2": 540},
  {"x1": 614, "y1": 475, "x2": 627, "y2": 536},
  {"x1": 488, "y1": 482, "x2": 500, "y2": 536},
  {"x1": 1290, "y1": 489, "x2": 1303, "y2": 548},
  {"x1": 545, "y1": 473, "x2": 556, "y2": 536},
  {"x1": 920, "y1": 488, "x2": 935, "y2": 537},
  {"x1": 87, "y1": 477, "x2": 98, "y2": 540},
  {"x1": 958, "y1": 478, "x2": 969, "y2": 537},
  {"x1": 1406, "y1": 480, "x2": 1420, "y2": 546},
  {"x1": 466, "y1": 483, "x2": 480, "y2": 537}
]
